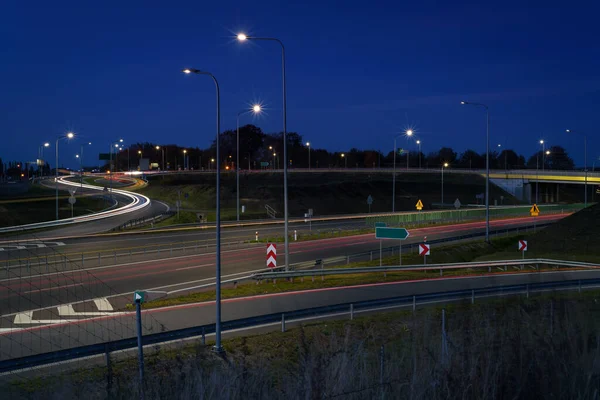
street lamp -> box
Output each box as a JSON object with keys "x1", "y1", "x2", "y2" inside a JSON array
[
  {"x1": 461, "y1": 101, "x2": 490, "y2": 243},
  {"x1": 540, "y1": 140, "x2": 546, "y2": 171},
  {"x1": 236, "y1": 104, "x2": 262, "y2": 221},
  {"x1": 416, "y1": 140, "x2": 422, "y2": 169},
  {"x1": 39, "y1": 142, "x2": 50, "y2": 177},
  {"x1": 341, "y1": 153, "x2": 347, "y2": 168},
  {"x1": 55, "y1": 132, "x2": 75, "y2": 220},
  {"x1": 566, "y1": 129, "x2": 588, "y2": 207},
  {"x1": 155, "y1": 146, "x2": 165, "y2": 171},
  {"x1": 79, "y1": 142, "x2": 92, "y2": 189},
  {"x1": 406, "y1": 130, "x2": 413, "y2": 169},
  {"x1": 182, "y1": 67, "x2": 224, "y2": 354},
  {"x1": 109, "y1": 139, "x2": 123, "y2": 198},
  {"x1": 392, "y1": 129, "x2": 412, "y2": 212},
  {"x1": 306, "y1": 142, "x2": 311, "y2": 170},
  {"x1": 441, "y1": 162, "x2": 449, "y2": 204},
  {"x1": 237, "y1": 32, "x2": 291, "y2": 272}
]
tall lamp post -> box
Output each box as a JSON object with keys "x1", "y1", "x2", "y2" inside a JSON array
[
  {"x1": 392, "y1": 129, "x2": 412, "y2": 212},
  {"x1": 39, "y1": 142, "x2": 50, "y2": 177},
  {"x1": 306, "y1": 142, "x2": 311, "y2": 170},
  {"x1": 540, "y1": 140, "x2": 546, "y2": 171},
  {"x1": 441, "y1": 162, "x2": 449, "y2": 204},
  {"x1": 566, "y1": 129, "x2": 588, "y2": 207},
  {"x1": 155, "y1": 146, "x2": 165, "y2": 171},
  {"x1": 55, "y1": 132, "x2": 75, "y2": 220},
  {"x1": 109, "y1": 139, "x2": 123, "y2": 199},
  {"x1": 416, "y1": 140, "x2": 422, "y2": 169},
  {"x1": 236, "y1": 104, "x2": 262, "y2": 222},
  {"x1": 79, "y1": 142, "x2": 92, "y2": 189},
  {"x1": 341, "y1": 153, "x2": 346, "y2": 168},
  {"x1": 183, "y1": 67, "x2": 223, "y2": 354},
  {"x1": 461, "y1": 101, "x2": 490, "y2": 243},
  {"x1": 237, "y1": 33, "x2": 290, "y2": 272}
]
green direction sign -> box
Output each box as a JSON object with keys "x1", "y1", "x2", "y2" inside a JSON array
[
  {"x1": 133, "y1": 291, "x2": 145, "y2": 303},
  {"x1": 375, "y1": 227, "x2": 410, "y2": 240},
  {"x1": 99, "y1": 153, "x2": 111, "y2": 161},
  {"x1": 260, "y1": 161, "x2": 270, "y2": 167},
  {"x1": 375, "y1": 222, "x2": 387, "y2": 228}
]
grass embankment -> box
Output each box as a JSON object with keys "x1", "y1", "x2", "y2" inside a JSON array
[
  {"x1": 131, "y1": 235, "x2": 535, "y2": 310},
  {"x1": 139, "y1": 172, "x2": 520, "y2": 224},
  {"x1": 11, "y1": 291, "x2": 600, "y2": 399},
  {"x1": 0, "y1": 196, "x2": 111, "y2": 227},
  {"x1": 477, "y1": 202, "x2": 600, "y2": 263}
]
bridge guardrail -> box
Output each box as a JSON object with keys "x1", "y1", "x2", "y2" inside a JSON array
[
  {"x1": 252, "y1": 258, "x2": 600, "y2": 280},
  {"x1": 1, "y1": 275, "x2": 599, "y2": 375}
]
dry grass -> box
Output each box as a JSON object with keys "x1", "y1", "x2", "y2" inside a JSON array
[{"x1": 7, "y1": 292, "x2": 600, "y2": 399}]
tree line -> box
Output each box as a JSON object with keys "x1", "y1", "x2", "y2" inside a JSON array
[{"x1": 106, "y1": 124, "x2": 576, "y2": 172}]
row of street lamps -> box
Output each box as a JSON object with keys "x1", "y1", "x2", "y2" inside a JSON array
[{"x1": 180, "y1": 32, "x2": 289, "y2": 354}]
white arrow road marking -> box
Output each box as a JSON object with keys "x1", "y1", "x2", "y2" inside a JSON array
[
  {"x1": 14, "y1": 311, "x2": 77, "y2": 325},
  {"x1": 93, "y1": 298, "x2": 113, "y2": 312},
  {"x1": 57, "y1": 305, "x2": 124, "y2": 317}
]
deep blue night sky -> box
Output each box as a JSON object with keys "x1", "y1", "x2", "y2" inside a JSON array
[{"x1": 1, "y1": 1, "x2": 599, "y2": 168}]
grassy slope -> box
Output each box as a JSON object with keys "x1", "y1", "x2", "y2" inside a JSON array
[
  {"x1": 139, "y1": 171, "x2": 521, "y2": 223},
  {"x1": 476, "y1": 203, "x2": 600, "y2": 262},
  {"x1": 11, "y1": 291, "x2": 600, "y2": 399}
]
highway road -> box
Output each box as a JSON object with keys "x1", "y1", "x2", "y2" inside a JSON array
[
  {"x1": 2, "y1": 267, "x2": 599, "y2": 362},
  {"x1": 0, "y1": 214, "x2": 565, "y2": 323},
  {"x1": 0, "y1": 177, "x2": 168, "y2": 239}
]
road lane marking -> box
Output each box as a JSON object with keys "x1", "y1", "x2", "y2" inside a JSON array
[
  {"x1": 175, "y1": 263, "x2": 213, "y2": 272},
  {"x1": 57, "y1": 305, "x2": 123, "y2": 317},
  {"x1": 93, "y1": 298, "x2": 113, "y2": 311},
  {"x1": 13, "y1": 311, "x2": 77, "y2": 325}
]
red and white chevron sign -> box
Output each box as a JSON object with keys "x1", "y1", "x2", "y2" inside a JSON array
[
  {"x1": 266, "y1": 243, "x2": 277, "y2": 268},
  {"x1": 419, "y1": 243, "x2": 430, "y2": 256},
  {"x1": 518, "y1": 240, "x2": 528, "y2": 252}
]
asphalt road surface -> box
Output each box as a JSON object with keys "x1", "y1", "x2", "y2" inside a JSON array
[
  {"x1": 0, "y1": 214, "x2": 564, "y2": 318},
  {"x1": 2, "y1": 178, "x2": 168, "y2": 239},
  {"x1": 2, "y1": 268, "x2": 599, "y2": 362}
]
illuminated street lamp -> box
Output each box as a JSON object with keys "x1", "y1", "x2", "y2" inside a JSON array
[
  {"x1": 392, "y1": 129, "x2": 413, "y2": 212},
  {"x1": 155, "y1": 146, "x2": 165, "y2": 170},
  {"x1": 55, "y1": 132, "x2": 75, "y2": 220},
  {"x1": 183, "y1": 67, "x2": 224, "y2": 354},
  {"x1": 441, "y1": 162, "x2": 449, "y2": 204},
  {"x1": 416, "y1": 140, "x2": 422, "y2": 169},
  {"x1": 237, "y1": 32, "x2": 291, "y2": 272},
  {"x1": 341, "y1": 153, "x2": 347, "y2": 168},
  {"x1": 461, "y1": 101, "x2": 490, "y2": 243},
  {"x1": 38, "y1": 142, "x2": 50, "y2": 177},
  {"x1": 306, "y1": 142, "x2": 311, "y2": 170},
  {"x1": 566, "y1": 129, "x2": 588, "y2": 207},
  {"x1": 79, "y1": 142, "x2": 92, "y2": 189},
  {"x1": 236, "y1": 104, "x2": 262, "y2": 221}
]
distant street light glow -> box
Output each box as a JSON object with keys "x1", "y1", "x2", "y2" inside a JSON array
[
  {"x1": 406, "y1": 129, "x2": 413, "y2": 136},
  {"x1": 252, "y1": 104, "x2": 261, "y2": 113},
  {"x1": 237, "y1": 33, "x2": 247, "y2": 41}
]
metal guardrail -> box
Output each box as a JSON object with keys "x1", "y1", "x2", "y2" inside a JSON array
[
  {"x1": 1, "y1": 276, "x2": 599, "y2": 374},
  {"x1": 253, "y1": 258, "x2": 600, "y2": 280}
]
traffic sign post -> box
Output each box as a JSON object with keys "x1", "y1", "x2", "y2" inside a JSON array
[
  {"x1": 375, "y1": 227, "x2": 410, "y2": 265},
  {"x1": 415, "y1": 199, "x2": 424, "y2": 211},
  {"x1": 518, "y1": 240, "x2": 528, "y2": 259},
  {"x1": 530, "y1": 204, "x2": 540, "y2": 231},
  {"x1": 367, "y1": 195, "x2": 373, "y2": 213},
  {"x1": 419, "y1": 243, "x2": 431, "y2": 265},
  {"x1": 133, "y1": 290, "x2": 146, "y2": 398},
  {"x1": 267, "y1": 243, "x2": 277, "y2": 268}
]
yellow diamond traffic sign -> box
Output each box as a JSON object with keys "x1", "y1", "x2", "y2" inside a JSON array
[
  {"x1": 530, "y1": 204, "x2": 540, "y2": 217},
  {"x1": 416, "y1": 199, "x2": 424, "y2": 211}
]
